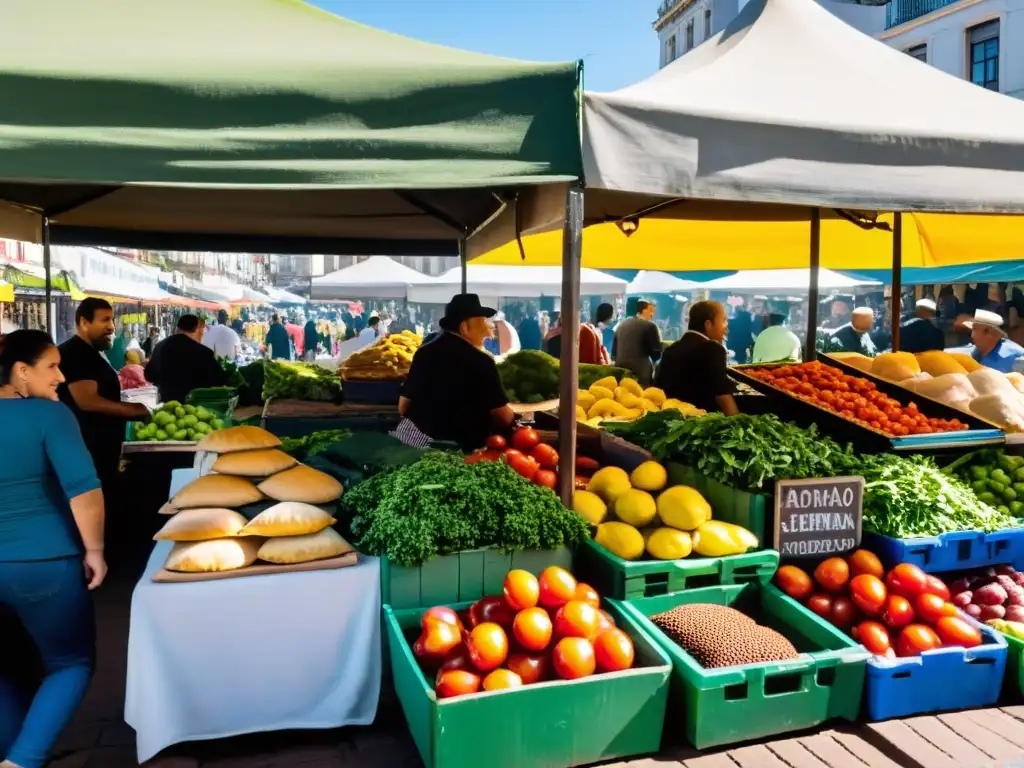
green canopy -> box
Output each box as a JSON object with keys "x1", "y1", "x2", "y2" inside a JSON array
[{"x1": 0, "y1": 0, "x2": 581, "y2": 255}]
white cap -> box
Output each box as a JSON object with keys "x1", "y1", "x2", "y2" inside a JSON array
[
  {"x1": 915, "y1": 298, "x2": 937, "y2": 312},
  {"x1": 963, "y1": 308, "x2": 1006, "y2": 336}
]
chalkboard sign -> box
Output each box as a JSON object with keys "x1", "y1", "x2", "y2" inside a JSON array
[{"x1": 773, "y1": 476, "x2": 863, "y2": 558}]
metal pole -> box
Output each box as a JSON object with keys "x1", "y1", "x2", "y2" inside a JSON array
[
  {"x1": 805, "y1": 208, "x2": 821, "y2": 362},
  {"x1": 43, "y1": 216, "x2": 53, "y2": 337},
  {"x1": 891, "y1": 212, "x2": 903, "y2": 351},
  {"x1": 459, "y1": 238, "x2": 468, "y2": 294},
  {"x1": 557, "y1": 185, "x2": 584, "y2": 507}
]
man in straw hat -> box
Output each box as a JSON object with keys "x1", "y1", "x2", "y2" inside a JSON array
[
  {"x1": 956, "y1": 309, "x2": 1024, "y2": 373},
  {"x1": 393, "y1": 294, "x2": 515, "y2": 450},
  {"x1": 899, "y1": 298, "x2": 945, "y2": 353}
]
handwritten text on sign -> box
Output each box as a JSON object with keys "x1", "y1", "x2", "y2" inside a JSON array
[{"x1": 773, "y1": 476, "x2": 863, "y2": 558}]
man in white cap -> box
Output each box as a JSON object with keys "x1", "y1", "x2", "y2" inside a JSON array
[
  {"x1": 899, "y1": 298, "x2": 944, "y2": 353},
  {"x1": 829, "y1": 306, "x2": 876, "y2": 356},
  {"x1": 957, "y1": 309, "x2": 1024, "y2": 373}
]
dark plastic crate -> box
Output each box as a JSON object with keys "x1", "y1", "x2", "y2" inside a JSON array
[
  {"x1": 342, "y1": 379, "x2": 403, "y2": 404},
  {"x1": 862, "y1": 529, "x2": 1024, "y2": 573}
]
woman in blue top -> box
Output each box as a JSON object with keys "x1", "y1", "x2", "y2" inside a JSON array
[{"x1": 0, "y1": 330, "x2": 106, "y2": 768}]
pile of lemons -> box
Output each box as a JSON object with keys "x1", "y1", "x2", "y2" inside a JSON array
[
  {"x1": 576, "y1": 376, "x2": 704, "y2": 428},
  {"x1": 574, "y1": 463, "x2": 759, "y2": 561}
]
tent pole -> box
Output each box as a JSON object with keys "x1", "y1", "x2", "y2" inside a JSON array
[
  {"x1": 557, "y1": 184, "x2": 584, "y2": 507},
  {"x1": 459, "y1": 238, "x2": 468, "y2": 293},
  {"x1": 891, "y1": 212, "x2": 903, "y2": 351},
  {"x1": 43, "y1": 216, "x2": 53, "y2": 337},
  {"x1": 805, "y1": 208, "x2": 821, "y2": 362}
]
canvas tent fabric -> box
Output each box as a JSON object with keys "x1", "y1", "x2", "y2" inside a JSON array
[
  {"x1": 627, "y1": 270, "x2": 702, "y2": 295},
  {"x1": 311, "y1": 256, "x2": 432, "y2": 300},
  {"x1": 264, "y1": 286, "x2": 308, "y2": 307},
  {"x1": 407, "y1": 265, "x2": 627, "y2": 304},
  {"x1": 699, "y1": 268, "x2": 880, "y2": 295},
  {"x1": 0, "y1": 0, "x2": 581, "y2": 255},
  {"x1": 582, "y1": 0, "x2": 1024, "y2": 217}
]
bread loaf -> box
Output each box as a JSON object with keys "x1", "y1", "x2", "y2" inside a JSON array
[
  {"x1": 212, "y1": 449, "x2": 297, "y2": 478},
  {"x1": 258, "y1": 527, "x2": 354, "y2": 564},
  {"x1": 258, "y1": 465, "x2": 343, "y2": 504},
  {"x1": 169, "y1": 474, "x2": 264, "y2": 510},
  {"x1": 164, "y1": 537, "x2": 262, "y2": 572},
  {"x1": 240, "y1": 501, "x2": 336, "y2": 537},
  {"x1": 154, "y1": 508, "x2": 249, "y2": 542},
  {"x1": 197, "y1": 425, "x2": 281, "y2": 454}
]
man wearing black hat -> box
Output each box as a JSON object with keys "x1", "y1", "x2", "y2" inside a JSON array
[{"x1": 394, "y1": 294, "x2": 515, "y2": 450}]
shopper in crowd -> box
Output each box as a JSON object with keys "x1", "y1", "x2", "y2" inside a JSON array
[
  {"x1": 284, "y1": 316, "x2": 304, "y2": 358},
  {"x1": 954, "y1": 309, "x2": 1024, "y2": 372},
  {"x1": 613, "y1": 299, "x2": 663, "y2": 386},
  {"x1": 58, "y1": 298, "x2": 148, "y2": 513},
  {"x1": 145, "y1": 315, "x2": 227, "y2": 405},
  {"x1": 545, "y1": 314, "x2": 609, "y2": 364},
  {"x1": 0, "y1": 330, "x2": 106, "y2": 768},
  {"x1": 264, "y1": 314, "x2": 291, "y2": 360},
  {"x1": 303, "y1": 315, "x2": 319, "y2": 362},
  {"x1": 141, "y1": 326, "x2": 161, "y2": 359},
  {"x1": 595, "y1": 303, "x2": 616, "y2": 358},
  {"x1": 727, "y1": 305, "x2": 755, "y2": 364},
  {"x1": 656, "y1": 300, "x2": 739, "y2": 415},
  {"x1": 394, "y1": 294, "x2": 514, "y2": 451},
  {"x1": 202, "y1": 309, "x2": 241, "y2": 361},
  {"x1": 899, "y1": 298, "x2": 945, "y2": 353},
  {"x1": 829, "y1": 306, "x2": 877, "y2": 356}
]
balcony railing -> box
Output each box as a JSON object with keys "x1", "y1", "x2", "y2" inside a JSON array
[
  {"x1": 656, "y1": 0, "x2": 684, "y2": 23},
  {"x1": 886, "y1": 0, "x2": 959, "y2": 28}
]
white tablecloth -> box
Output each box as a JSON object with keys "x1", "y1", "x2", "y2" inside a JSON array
[{"x1": 125, "y1": 468, "x2": 381, "y2": 762}]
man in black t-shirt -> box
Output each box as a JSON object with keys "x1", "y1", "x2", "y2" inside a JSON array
[
  {"x1": 145, "y1": 314, "x2": 228, "y2": 404},
  {"x1": 656, "y1": 300, "x2": 740, "y2": 415},
  {"x1": 396, "y1": 294, "x2": 514, "y2": 451}
]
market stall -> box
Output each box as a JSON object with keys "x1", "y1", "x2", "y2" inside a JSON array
[
  {"x1": 407, "y1": 264, "x2": 627, "y2": 304},
  {"x1": 311, "y1": 256, "x2": 438, "y2": 301}
]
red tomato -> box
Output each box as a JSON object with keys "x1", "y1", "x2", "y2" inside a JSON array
[
  {"x1": 482, "y1": 669, "x2": 523, "y2": 691},
  {"x1": 503, "y1": 570, "x2": 540, "y2": 611},
  {"x1": 922, "y1": 575, "x2": 951, "y2": 601},
  {"x1": 506, "y1": 452, "x2": 539, "y2": 481},
  {"x1": 830, "y1": 596, "x2": 857, "y2": 630},
  {"x1": 935, "y1": 616, "x2": 983, "y2": 649},
  {"x1": 418, "y1": 621, "x2": 462, "y2": 660},
  {"x1": 538, "y1": 566, "x2": 577, "y2": 608},
  {"x1": 469, "y1": 596, "x2": 515, "y2": 629},
  {"x1": 554, "y1": 600, "x2": 601, "y2": 643},
  {"x1": 886, "y1": 563, "x2": 928, "y2": 600},
  {"x1": 552, "y1": 637, "x2": 596, "y2": 680},
  {"x1": 439, "y1": 644, "x2": 472, "y2": 672},
  {"x1": 421, "y1": 606, "x2": 463, "y2": 632},
  {"x1": 574, "y1": 582, "x2": 601, "y2": 608},
  {"x1": 814, "y1": 558, "x2": 850, "y2": 593},
  {"x1": 596, "y1": 610, "x2": 616, "y2": 633},
  {"x1": 512, "y1": 607, "x2": 553, "y2": 651},
  {"x1": 895, "y1": 624, "x2": 942, "y2": 657},
  {"x1": 506, "y1": 651, "x2": 550, "y2": 684},
  {"x1": 486, "y1": 435, "x2": 508, "y2": 451},
  {"x1": 775, "y1": 565, "x2": 814, "y2": 601},
  {"x1": 881, "y1": 595, "x2": 915, "y2": 629},
  {"x1": 852, "y1": 620, "x2": 892, "y2": 655},
  {"x1": 533, "y1": 469, "x2": 558, "y2": 490},
  {"x1": 574, "y1": 475, "x2": 592, "y2": 491},
  {"x1": 594, "y1": 628, "x2": 635, "y2": 672},
  {"x1": 849, "y1": 574, "x2": 887, "y2": 616},
  {"x1": 847, "y1": 550, "x2": 885, "y2": 580},
  {"x1": 503, "y1": 449, "x2": 524, "y2": 461},
  {"x1": 435, "y1": 669, "x2": 481, "y2": 698},
  {"x1": 466, "y1": 623, "x2": 509, "y2": 672},
  {"x1": 477, "y1": 449, "x2": 502, "y2": 462},
  {"x1": 806, "y1": 593, "x2": 833, "y2": 620},
  {"x1": 576, "y1": 456, "x2": 601, "y2": 473},
  {"x1": 914, "y1": 593, "x2": 957, "y2": 624},
  {"x1": 532, "y1": 443, "x2": 559, "y2": 470},
  {"x1": 511, "y1": 427, "x2": 541, "y2": 453}
]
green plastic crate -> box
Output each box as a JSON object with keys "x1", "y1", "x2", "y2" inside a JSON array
[
  {"x1": 385, "y1": 599, "x2": 672, "y2": 768},
  {"x1": 667, "y1": 463, "x2": 770, "y2": 545},
  {"x1": 381, "y1": 547, "x2": 574, "y2": 611},
  {"x1": 1000, "y1": 631, "x2": 1024, "y2": 699},
  {"x1": 575, "y1": 538, "x2": 779, "y2": 600},
  {"x1": 617, "y1": 581, "x2": 869, "y2": 749}
]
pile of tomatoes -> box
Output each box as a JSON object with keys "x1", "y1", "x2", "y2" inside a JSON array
[
  {"x1": 747, "y1": 361, "x2": 968, "y2": 437},
  {"x1": 775, "y1": 551, "x2": 984, "y2": 658},
  {"x1": 465, "y1": 427, "x2": 601, "y2": 492},
  {"x1": 412, "y1": 566, "x2": 636, "y2": 698}
]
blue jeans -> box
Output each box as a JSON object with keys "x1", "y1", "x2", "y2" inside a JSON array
[{"x1": 0, "y1": 557, "x2": 95, "y2": 768}]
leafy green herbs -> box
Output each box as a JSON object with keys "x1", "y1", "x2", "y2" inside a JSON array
[
  {"x1": 497, "y1": 350, "x2": 635, "y2": 403},
  {"x1": 342, "y1": 453, "x2": 589, "y2": 567},
  {"x1": 262, "y1": 360, "x2": 342, "y2": 402},
  {"x1": 279, "y1": 429, "x2": 353, "y2": 460}
]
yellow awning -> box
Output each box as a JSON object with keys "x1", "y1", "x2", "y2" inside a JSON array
[{"x1": 0, "y1": 280, "x2": 12, "y2": 302}]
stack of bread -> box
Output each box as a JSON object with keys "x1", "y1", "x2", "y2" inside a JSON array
[{"x1": 154, "y1": 425, "x2": 353, "y2": 577}]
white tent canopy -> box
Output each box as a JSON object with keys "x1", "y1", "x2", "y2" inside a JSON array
[
  {"x1": 582, "y1": 0, "x2": 1024, "y2": 217},
  {"x1": 310, "y1": 256, "x2": 432, "y2": 300},
  {"x1": 407, "y1": 265, "x2": 627, "y2": 304},
  {"x1": 264, "y1": 285, "x2": 308, "y2": 306},
  {"x1": 699, "y1": 268, "x2": 880, "y2": 294},
  {"x1": 626, "y1": 270, "x2": 702, "y2": 296}
]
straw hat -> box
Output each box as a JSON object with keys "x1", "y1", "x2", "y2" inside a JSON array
[{"x1": 963, "y1": 309, "x2": 1006, "y2": 337}]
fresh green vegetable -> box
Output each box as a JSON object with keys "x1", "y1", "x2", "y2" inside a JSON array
[
  {"x1": 342, "y1": 452, "x2": 589, "y2": 567},
  {"x1": 237, "y1": 360, "x2": 266, "y2": 406},
  {"x1": 497, "y1": 350, "x2": 634, "y2": 403},
  {"x1": 217, "y1": 358, "x2": 247, "y2": 390},
  {"x1": 262, "y1": 360, "x2": 342, "y2": 402},
  {"x1": 279, "y1": 429, "x2": 353, "y2": 459},
  {"x1": 607, "y1": 411, "x2": 851, "y2": 492},
  {"x1": 946, "y1": 449, "x2": 1024, "y2": 518}
]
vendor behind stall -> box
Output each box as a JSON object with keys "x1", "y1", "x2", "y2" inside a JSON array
[
  {"x1": 955, "y1": 309, "x2": 1024, "y2": 373},
  {"x1": 394, "y1": 294, "x2": 515, "y2": 450},
  {"x1": 899, "y1": 298, "x2": 945, "y2": 353},
  {"x1": 145, "y1": 315, "x2": 228, "y2": 404},
  {"x1": 830, "y1": 307, "x2": 877, "y2": 355},
  {"x1": 656, "y1": 300, "x2": 739, "y2": 415}
]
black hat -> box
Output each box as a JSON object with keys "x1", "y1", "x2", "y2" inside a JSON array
[{"x1": 440, "y1": 293, "x2": 496, "y2": 331}]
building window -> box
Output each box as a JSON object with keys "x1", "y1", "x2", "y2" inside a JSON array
[
  {"x1": 685, "y1": 19, "x2": 694, "y2": 51},
  {"x1": 704, "y1": 9, "x2": 712, "y2": 40},
  {"x1": 969, "y1": 20, "x2": 999, "y2": 90},
  {"x1": 905, "y1": 43, "x2": 927, "y2": 62},
  {"x1": 666, "y1": 34, "x2": 676, "y2": 62}
]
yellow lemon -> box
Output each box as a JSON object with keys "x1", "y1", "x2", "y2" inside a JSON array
[
  {"x1": 588, "y1": 466, "x2": 632, "y2": 503},
  {"x1": 594, "y1": 522, "x2": 645, "y2": 561},
  {"x1": 630, "y1": 461, "x2": 668, "y2": 492},
  {"x1": 573, "y1": 490, "x2": 607, "y2": 526},
  {"x1": 646, "y1": 527, "x2": 693, "y2": 560},
  {"x1": 656, "y1": 486, "x2": 712, "y2": 531},
  {"x1": 614, "y1": 488, "x2": 658, "y2": 527}
]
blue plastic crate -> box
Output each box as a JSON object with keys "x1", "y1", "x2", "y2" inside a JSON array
[
  {"x1": 864, "y1": 618, "x2": 1007, "y2": 721},
  {"x1": 862, "y1": 529, "x2": 1024, "y2": 574}
]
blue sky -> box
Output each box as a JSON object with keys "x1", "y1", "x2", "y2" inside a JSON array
[{"x1": 312, "y1": 0, "x2": 658, "y2": 92}]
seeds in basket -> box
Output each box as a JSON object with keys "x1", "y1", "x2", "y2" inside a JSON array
[
  {"x1": 169, "y1": 474, "x2": 264, "y2": 510},
  {"x1": 257, "y1": 464, "x2": 343, "y2": 504},
  {"x1": 154, "y1": 508, "x2": 249, "y2": 541},
  {"x1": 212, "y1": 449, "x2": 298, "y2": 478},
  {"x1": 258, "y1": 527, "x2": 353, "y2": 564},
  {"x1": 197, "y1": 425, "x2": 281, "y2": 454},
  {"x1": 164, "y1": 537, "x2": 262, "y2": 573},
  {"x1": 239, "y1": 501, "x2": 336, "y2": 537}
]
